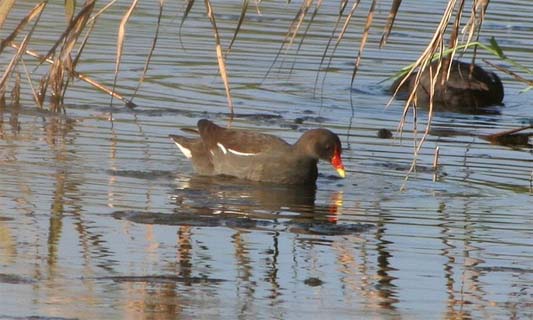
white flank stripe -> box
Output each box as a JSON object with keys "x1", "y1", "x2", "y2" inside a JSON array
[
  {"x1": 174, "y1": 142, "x2": 192, "y2": 159},
  {"x1": 228, "y1": 148, "x2": 257, "y2": 156},
  {"x1": 217, "y1": 142, "x2": 228, "y2": 155}
]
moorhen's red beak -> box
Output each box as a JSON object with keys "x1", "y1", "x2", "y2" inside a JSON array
[{"x1": 331, "y1": 148, "x2": 345, "y2": 178}]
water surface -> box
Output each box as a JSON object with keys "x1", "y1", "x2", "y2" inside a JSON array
[{"x1": 1, "y1": 1, "x2": 532, "y2": 319}]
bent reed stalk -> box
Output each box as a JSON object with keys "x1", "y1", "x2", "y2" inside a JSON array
[{"x1": 0, "y1": 0, "x2": 497, "y2": 118}]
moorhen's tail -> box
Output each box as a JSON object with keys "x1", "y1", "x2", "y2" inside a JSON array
[
  {"x1": 169, "y1": 135, "x2": 196, "y2": 159},
  {"x1": 169, "y1": 134, "x2": 214, "y2": 174}
]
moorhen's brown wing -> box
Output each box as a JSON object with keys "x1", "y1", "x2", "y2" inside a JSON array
[{"x1": 170, "y1": 119, "x2": 344, "y2": 184}]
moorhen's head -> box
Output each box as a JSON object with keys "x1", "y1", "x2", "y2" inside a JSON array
[{"x1": 296, "y1": 129, "x2": 345, "y2": 178}]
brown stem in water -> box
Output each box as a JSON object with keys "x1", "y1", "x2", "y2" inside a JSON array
[{"x1": 9, "y1": 42, "x2": 135, "y2": 108}]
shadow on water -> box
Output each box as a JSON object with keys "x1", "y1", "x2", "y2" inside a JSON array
[{"x1": 112, "y1": 175, "x2": 374, "y2": 236}]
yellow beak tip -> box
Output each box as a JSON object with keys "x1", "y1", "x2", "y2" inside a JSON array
[{"x1": 336, "y1": 168, "x2": 346, "y2": 178}]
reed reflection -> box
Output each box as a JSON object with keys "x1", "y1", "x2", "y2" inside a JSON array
[
  {"x1": 0, "y1": 217, "x2": 16, "y2": 266},
  {"x1": 357, "y1": 201, "x2": 399, "y2": 312},
  {"x1": 0, "y1": 109, "x2": 121, "y2": 316},
  {"x1": 438, "y1": 200, "x2": 486, "y2": 319},
  {"x1": 110, "y1": 175, "x2": 373, "y2": 317},
  {"x1": 0, "y1": 102, "x2": 20, "y2": 139},
  {"x1": 232, "y1": 230, "x2": 256, "y2": 319},
  {"x1": 374, "y1": 223, "x2": 399, "y2": 310}
]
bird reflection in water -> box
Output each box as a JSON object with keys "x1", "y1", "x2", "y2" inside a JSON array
[
  {"x1": 113, "y1": 175, "x2": 372, "y2": 236},
  {"x1": 167, "y1": 175, "x2": 366, "y2": 236}
]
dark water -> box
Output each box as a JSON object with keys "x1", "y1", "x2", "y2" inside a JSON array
[{"x1": 1, "y1": 1, "x2": 532, "y2": 319}]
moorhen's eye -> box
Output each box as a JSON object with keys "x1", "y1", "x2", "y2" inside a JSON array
[{"x1": 323, "y1": 144, "x2": 333, "y2": 157}]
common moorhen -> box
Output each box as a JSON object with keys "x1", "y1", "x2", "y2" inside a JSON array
[
  {"x1": 169, "y1": 119, "x2": 345, "y2": 184},
  {"x1": 390, "y1": 59, "x2": 504, "y2": 113}
]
